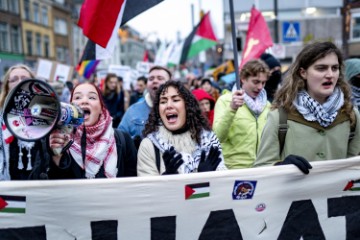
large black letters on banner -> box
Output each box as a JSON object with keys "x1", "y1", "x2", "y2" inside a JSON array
[
  {"x1": 0, "y1": 225, "x2": 46, "y2": 240},
  {"x1": 278, "y1": 200, "x2": 325, "y2": 240},
  {"x1": 91, "y1": 220, "x2": 118, "y2": 240},
  {"x1": 328, "y1": 195, "x2": 360, "y2": 240},
  {"x1": 198, "y1": 209, "x2": 243, "y2": 240},
  {"x1": 151, "y1": 216, "x2": 176, "y2": 240}
]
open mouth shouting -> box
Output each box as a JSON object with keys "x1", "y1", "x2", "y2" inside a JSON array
[{"x1": 166, "y1": 113, "x2": 178, "y2": 124}]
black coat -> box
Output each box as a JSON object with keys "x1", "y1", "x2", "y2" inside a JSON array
[{"x1": 48, "y1": 130, "x2": 137, "y2": 179}]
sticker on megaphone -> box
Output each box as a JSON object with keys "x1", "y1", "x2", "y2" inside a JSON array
[{"x1": 58, "y1": 103, "x2": 84, "y2": 127}]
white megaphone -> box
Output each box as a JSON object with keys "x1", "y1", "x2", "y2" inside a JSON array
[{"x1": 3, "y1": 79, "x2": 84, "y2": 155}]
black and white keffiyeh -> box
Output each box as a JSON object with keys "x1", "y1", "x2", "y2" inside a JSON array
[
  {"x1": 147, "y1": 126, "x2": 227, "y2": 173},
  {"x1": 243, "y1": 89, "x2": 267, "y2": 117},
  {"x1": 293, "y1": 87, "x2": 344, "y2": 127}
]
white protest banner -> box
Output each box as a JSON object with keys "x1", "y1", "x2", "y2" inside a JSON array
[
  {"x1": 53, "y1": 63, "x2": 73, "y2": 83},
  {"x1": 36, "y1": 59, "x2": 55, "y2": 81},
  {"x1": 0, "y1": 157, "x2": 360, "y2": 239},
  {"x1": 136, "y1": 61, "x2": 153, "y2": 76}
]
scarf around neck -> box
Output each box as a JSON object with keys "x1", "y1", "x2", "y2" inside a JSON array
[
  {"x1": 243, "y1": 89, "x2": 267, "y2": 117},
  {"x1": 293, "y1": 87, "x2": 344, "y2": 127},
  {"x1": 69, "y1": 108, "x2": 118, "y2": 178},
  {"x1": 147, "y1": 126, "x2": 227, "y2": 173}
]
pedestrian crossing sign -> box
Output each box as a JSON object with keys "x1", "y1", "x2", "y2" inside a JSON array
[{"x1": 282, "y1": 22, "x2": 300, "y2": 42}]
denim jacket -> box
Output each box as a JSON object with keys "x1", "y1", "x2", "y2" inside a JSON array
[{"x1": 118, "y1": 93, "x2": 152, "y2": 139}]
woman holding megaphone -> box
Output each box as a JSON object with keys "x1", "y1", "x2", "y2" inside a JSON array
[
  {"x1": 0, "y1": 64, "x2": 47, "y2": 180},
  {"x1": 48, "y1": 83, "x2": 137, "y2": 179}
]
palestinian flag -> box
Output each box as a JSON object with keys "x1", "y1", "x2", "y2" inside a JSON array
[
  {"x1": 78, "y1": 0, "x2": 166, "y2": 60},
  {"x1": 343, "y1": 179, "x2": 360, "y2": 191},
  {"x1": 185, "y1": 182, "x2": 210, "y2": 200},
  {"x1": 0, "y1": 195, "x2": 26, "y2": 214},
  {"x1": 180, "y1": 12, "x2": 217, "y2": 65}
]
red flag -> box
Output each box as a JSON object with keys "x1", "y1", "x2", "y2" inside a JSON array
[
  {"x1": 78, "y1": 0, "x2": 165, "y2": 60},
  {"x1": 143, "y1": 50, "x2": 149, "y2": 62},
  {"x1": 240, "y1": 7, "x2": 273, "y2": 68}
]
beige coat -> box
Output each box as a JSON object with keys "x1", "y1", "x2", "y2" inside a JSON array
[{"x1": 254, "y1": 108, "x2": 360, "y2": 166}]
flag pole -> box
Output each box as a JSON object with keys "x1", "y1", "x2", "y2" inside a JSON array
[{"x1": 229, "y1": 0, "x2": 241, "y2": 89}]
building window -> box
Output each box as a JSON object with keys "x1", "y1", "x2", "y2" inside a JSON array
[
  {"x1": 26, "y1": 31, "x2": 32, "y2": 55},
  {"x1": 44, "y1": 35, "x2": 49, "y2": 57},
  {"x1": 33, "y1": 2, "x2": 39, "y2": 23},
  {"x1": 0, "y1": 0, "x2": 8, "y2": 11},
  {"x1": 54, "y1": 18, "x2": 68, "y2": 35},
  {"x1": 11, "y1": 25, "x2": 21, "y2": 53},
  {"x1": 0, "y1": 22, "x2": 9, "y2": 51},
  {"x1": 36, "y1": 33, "x2": 41, "y2": 56},
  {"x1": 41, "y1": 6, "x2": 48, "y2": 26},
  {"x1": 9, "y1": 0, "x2": 19, "y2": 14},
  {"x1": 24, "y1": 0, "x2": 30, "y2": 20},
  {"x1": 56, "y1": 46, "x2": 66, "y2": 62}
]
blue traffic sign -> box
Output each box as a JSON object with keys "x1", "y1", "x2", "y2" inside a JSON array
[{"x1": 282, "y1": 22, "x2": 300, "y2": 42}]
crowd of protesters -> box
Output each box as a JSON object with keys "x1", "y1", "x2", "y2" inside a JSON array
[{"x1": 1, "y1": 41, "x2": 360, "y2": 180}]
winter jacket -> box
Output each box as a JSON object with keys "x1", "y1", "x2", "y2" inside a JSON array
[
  {"x1": 118, "y1": 93, "x2": 152, "y2": 139},
  {"x1": 48, "y1": 130, "x2": 137, "y2": 179},
  {"x1": 254, "y1": 108, "x2": 360, "y2": 167},
  {"x1": 213, "y1": 92, "x2": 271, "y2": 169}
]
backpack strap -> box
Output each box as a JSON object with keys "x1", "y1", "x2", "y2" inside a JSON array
[
  {"x1": 349, "y1": 110, "x2": 357, "y2": 141},
  {"x1": 153, "y1": 144, "x2": 161, "y2": 173},
  {"x1": 278, "y1": 107, "x2": 288, "y2": 155}
]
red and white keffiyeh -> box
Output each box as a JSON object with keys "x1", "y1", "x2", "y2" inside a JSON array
[{"x1": 69, "y1": 108, "x2": 118, "y2": 178}]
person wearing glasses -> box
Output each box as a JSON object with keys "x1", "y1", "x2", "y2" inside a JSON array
[{"x1": 0, "y1": 64, "x2": 47, "y2": 180}]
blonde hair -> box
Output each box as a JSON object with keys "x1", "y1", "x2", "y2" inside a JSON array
[{"x1": 0, "y1": 64, "x2": 35, "y2": 108}]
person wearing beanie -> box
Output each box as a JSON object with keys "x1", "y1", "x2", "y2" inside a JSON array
[
  {"x1": 200, "y1": 78, "x2": 221, "y2": 102},
  {"x1": 345, "y1": 58, "x2": 360, "y2": 110},
  {"x1": 192, "y1": 89, "x2": 216, "y2": 127},
  {"x1": 260, "y1": 53, "x2": 282, "y2": 102}
]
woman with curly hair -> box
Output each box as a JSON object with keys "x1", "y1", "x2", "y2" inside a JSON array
[
  {"x1": 137, "y1": 80, "x2": 227, "y2": 176},
  {"x1": 255, "y1": 41, "x2": 360, "y2": 174}
]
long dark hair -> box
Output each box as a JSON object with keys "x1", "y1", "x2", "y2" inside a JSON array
[{"x1": 143, "y1": 80, "x2": 210, "y2": 144}]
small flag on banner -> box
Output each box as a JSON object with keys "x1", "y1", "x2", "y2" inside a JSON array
[
  {"x1": 0, "y1": 195, "x2": 26, "y2": 214},
  {"x1": 185, "y1": 182, "x2": 210, "y2": 200},
  {"x1": 343, "y1": 179, "x2": 360, "y2": 191}
]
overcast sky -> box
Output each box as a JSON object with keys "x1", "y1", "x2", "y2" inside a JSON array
[{"x1": 127, "y1": 0, "x2": 224, "y2": 42}]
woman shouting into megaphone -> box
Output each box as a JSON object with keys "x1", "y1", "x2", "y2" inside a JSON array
[{"x1": 48, "y1": 83, "x2": 137, "y2": 179}]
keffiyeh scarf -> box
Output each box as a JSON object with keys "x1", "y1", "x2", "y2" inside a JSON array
[
  {"x1": 243, "y1": 89, "x2": 267, "y2": 117},
  {"x1": 293, "y1": 87, "x2": 344, "y2": 127},
  {"x1": 69, "y1": 109, "x2": 118, "y2": 178},
  {"x1": 147, "y1": 126, "x2": 227, "y2": 173}
]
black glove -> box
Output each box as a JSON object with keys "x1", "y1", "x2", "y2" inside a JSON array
[
  {"x1": 198, "y1": 146, "x2": 222, "y2": 172},
  {"x1": 275, "y1": 155, "x2": 312, "y2": 174},
  {"x1": 162, "y1": 147, "x2": 184, "y2": 175}
]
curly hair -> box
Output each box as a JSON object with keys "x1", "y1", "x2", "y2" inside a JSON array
[
  {"x1": 143, "y1": 80, "x2": 210, "y2": 144},
  {"x1": 272, "y1": 41, "x2": 355, "y2": 126}
]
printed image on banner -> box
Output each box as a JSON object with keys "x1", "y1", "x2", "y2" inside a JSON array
[
  {"x1": 185, "y1": 182, "x2": 210, "y2": 200},
  {"x1": 232, "y1": 180, "x2": 257, "y2": 200},
  {"x1": 343, "y1": 178, "x2": 360, "y2": 191},
  {"x1": 0, "y1": 195, "x2": 26, "y2": 214}
]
